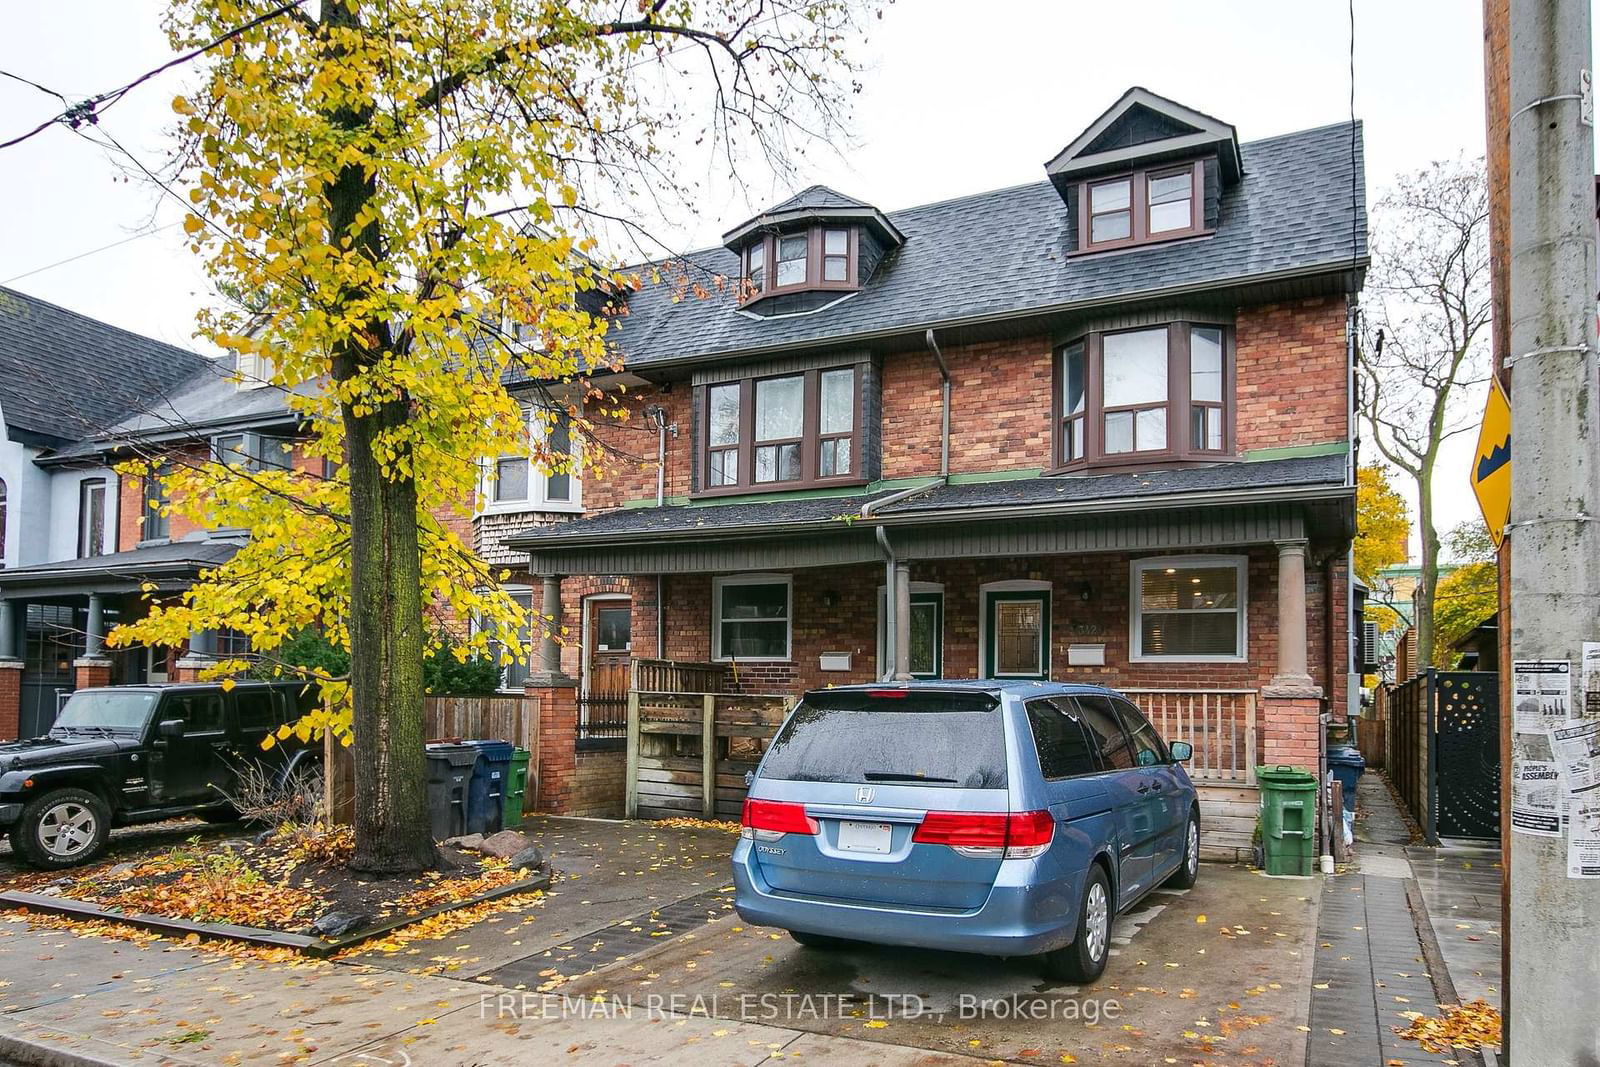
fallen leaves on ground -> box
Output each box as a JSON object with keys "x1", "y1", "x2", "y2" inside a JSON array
[
  {"x1": 655, "y1": 817, "x2": 740, "y2": 834},
  {"x1": 1392, "y1": 999, "x2": 1502, "y2": 1053}
]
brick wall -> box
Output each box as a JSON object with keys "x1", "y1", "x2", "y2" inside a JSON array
[
  {"x1": 0, "y1": 663, "x2": 20, "y2": 741},
  {"x1": 1233, "y1": 297, "x2": 1350, "y2": 452},
  {"x1": 570, "y1": 749, "x2": 626, "y2": 817}
]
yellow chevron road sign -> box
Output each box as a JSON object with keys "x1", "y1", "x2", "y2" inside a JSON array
[{"x1": 1470, "y1": 378, "x2": 1511, "y2": 547}]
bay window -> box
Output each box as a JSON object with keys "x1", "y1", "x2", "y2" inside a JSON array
[
  {"x1": 485, "y1": 406, "x2": 581, "y2": 511},
  {"x1": 1053, "y1": 321, "x2": 1232, "y2": 469},
  {"x1": 739, "y1": 225, "x2": 858, "y2": 302},
  {"x1": 713, "y1": 574, "x2": 791, "y2": 661},
  {"x1": 1130, "y1": 556, "x2": 1247, "y2": 661},
  {"x1": 697, "y1": 364, "x2": 863, "y2": 494}
]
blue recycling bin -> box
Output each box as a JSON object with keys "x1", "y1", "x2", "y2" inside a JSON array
[
  {"x1": 424, "y1": 743, "x2": 481, "y2": 841},
  {"x1": 463, "y1": 740, "x2": 515, "y2": 835},
  {"x1": 1327, "y1": 745, "x2": 1366, "y2": 813}
]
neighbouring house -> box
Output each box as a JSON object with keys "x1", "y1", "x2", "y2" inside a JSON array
[
  {"x1": 503, "y1": 87, "x2": 1369, "y2": 848},
  {"x1": 0, "y1": 286, "x2": 211, "y2": 738}
]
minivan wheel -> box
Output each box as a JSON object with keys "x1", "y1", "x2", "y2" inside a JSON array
[
  {"x1": 788, "y1": 929, "x2": 848, "y2": 950},
  {"x1": 14, "y1": 788, "x2": 111, "y2": 869},
  {"x1": 1041, "y1": 865, "x2": 1112, "y2": 983},
  {"x1": 1165, "y1": 813, "x2": 1201, "y2": 889}
]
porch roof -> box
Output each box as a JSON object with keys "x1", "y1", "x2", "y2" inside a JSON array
[
  {"x1": 0, "y1": 538, "x2": 239, "y2": 597},
  {"x1": 510, "y1": 453, "x2": 1354, "y2": 575}
]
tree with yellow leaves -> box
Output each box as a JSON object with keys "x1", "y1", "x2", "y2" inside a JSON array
[{"x1": 111, "y1": 0, "x2": 870, "y2": 874}]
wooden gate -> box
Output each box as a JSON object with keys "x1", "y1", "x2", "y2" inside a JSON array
[{"x1": 1387, "y1": 670, "x2": 1500, "y2": 843}]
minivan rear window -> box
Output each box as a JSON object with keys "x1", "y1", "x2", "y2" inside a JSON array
[{"x1": 759, "y1": 690, "x2": 1007, "y2": 789}]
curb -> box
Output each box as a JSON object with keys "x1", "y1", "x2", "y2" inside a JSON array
[{"x1": 0, "y1": 1022, "x2": 186, "y2": 1067}]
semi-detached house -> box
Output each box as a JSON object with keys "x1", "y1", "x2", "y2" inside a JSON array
[{"x1": 500, "y1": 88, "x2": 1368, "y2": 849}]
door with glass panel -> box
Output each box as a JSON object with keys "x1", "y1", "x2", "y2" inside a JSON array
[{"x1": 982, "y1": 590, "x2": 1050, "y2": 681}]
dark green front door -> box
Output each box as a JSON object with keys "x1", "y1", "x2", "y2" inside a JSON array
[{"x1": 983, "y1": 590, "x2": 1051, "y2": 681}]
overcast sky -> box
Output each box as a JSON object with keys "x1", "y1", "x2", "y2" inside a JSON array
[{"x1": 0, "y1": 1, "x2": 1571, "y2": 558}]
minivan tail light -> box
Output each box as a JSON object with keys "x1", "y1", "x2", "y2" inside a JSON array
[
  {"x1": 741, "y1": 798, "x2": 819, "y2": 841},
  {"x1": 913, "y1": 810, "x2": 1055, "y2": 859}
]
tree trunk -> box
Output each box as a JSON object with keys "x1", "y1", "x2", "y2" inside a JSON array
[
  {"x1": 322, "y1": 0, "x2": 435, "y2": 875},
  {"x1": 1415, "y1": 466, "x2": 1437, "y2": 670}
]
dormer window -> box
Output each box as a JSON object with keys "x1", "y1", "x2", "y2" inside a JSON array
[
  {"x1": 739, "y1": 226, "x2": 858, "y2": 303},
  {"x1": 1080, "y1": 160, "x2": 1204, "y2": 252}
]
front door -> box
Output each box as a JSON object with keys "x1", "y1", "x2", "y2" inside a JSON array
[
  {"x1": 582, "y1": 598, "x2": 631, "y2": 739},
  {"x1": 982, "y1": 589, "x2": 1051, "y2": 681}
]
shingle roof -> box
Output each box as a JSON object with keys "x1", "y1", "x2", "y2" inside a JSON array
[
  {"x1": 0, "y1": 287, "x2": 213, "y2": 445},
  {"x1": 767, "y1": 185, "x2": 874, "y2": 213},
  {"x1": 509, "y1": 453, "x2": 1349, "y2": 547},
  {"x1": 0, "y1": 536, "x2": 239, "y2": 589},
  {"x1": 613, "y1": 121, "x2": 1365, "y2": 370}
]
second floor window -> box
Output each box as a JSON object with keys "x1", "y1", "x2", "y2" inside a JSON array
[
  {"x1": 77, "y1": 478, "x2": 106, "y2": 558},
  {"x1": 1054, "y1": 321, "x2": 1232, "y2": 470},
  {"x1": 698, "y1": 365, "x2": 862, "y2": 494},
  {"x1": 1080, "y1": 160, "x2": 1204, "y2": 252},
  {"x1": 486, "y1": 407, "x2": 579, "y2": 511},
  {"x1": 215, "y1": 432, "x2": 293, "y2": 472},
  {"x1": 142, "y1": 463, "x2": 170, "y2": 541}
]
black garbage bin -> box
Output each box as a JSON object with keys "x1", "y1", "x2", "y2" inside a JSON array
[
  {"x1": 463, "y1": 740, "x2": 514, "y2": 835},
  {"x1": 424, "y1": 743, "x2": 481, "y2": 841},
  {"x1": 1327, "y1": 745, "x2": 1366, "y2": 813}
]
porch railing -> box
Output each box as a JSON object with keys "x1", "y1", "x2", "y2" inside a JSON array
[
  {"x1": 625, "y1": 689, "x2": 792, "y2": 821},
  {"x1": 1122, "y1": 688, "x2": 1258, "y2": 785},
  {"x1": 630, "y1": 657, "x2": 728, "y2": 695}
]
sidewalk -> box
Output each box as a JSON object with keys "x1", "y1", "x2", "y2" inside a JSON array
[{"x1": 1305, "y1": 772, "x2": 1494, "y2": 1067}]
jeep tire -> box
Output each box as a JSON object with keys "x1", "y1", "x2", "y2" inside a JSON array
[{"x1": 12, "y1": 788, "x2": 112, "y2": 869}]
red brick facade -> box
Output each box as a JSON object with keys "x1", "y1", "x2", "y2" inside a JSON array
[{"x1": 0, "y1": 662, "x2": 20, "y2": 741}]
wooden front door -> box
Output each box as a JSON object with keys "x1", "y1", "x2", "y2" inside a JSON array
[{"x1": 582, "y1": 598, "x2": 632, "y2": 739}]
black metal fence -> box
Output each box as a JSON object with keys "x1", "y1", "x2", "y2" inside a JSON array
[
  {"x1": 577, "y1": 693, "x2": 628, "y2": 750},
  {"x1": 1387, "y1": 669, "x2": 1500, "y2": 843}
]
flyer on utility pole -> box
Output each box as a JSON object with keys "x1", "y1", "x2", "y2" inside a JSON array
[
  {"x1": 1583, "y1": 641, "x2": 1600, "y2": 718},
  {"x1": 1511, "y1": 758, "x2": 1565, "y2": 836},
  {"x1": 1513, "y1": 659, "x2": 1574, "y2": 733},
  {"x1": 1569, "y1": 794, "x2": 1600, "y2": 879},
  {"x1": 1549, "y1": 719, "x2": 1600, "y2": 792}
]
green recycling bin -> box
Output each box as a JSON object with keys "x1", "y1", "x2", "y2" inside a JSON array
[
  {"x1": 1257, "y1": 765, "x2": 1317, "y2": 876},
  {"x1": 503, "y1": 747, "x2": 531, "y2": 828}
]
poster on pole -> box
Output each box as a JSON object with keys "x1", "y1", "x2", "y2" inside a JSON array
[
  {"x1": 1569, "y1": 795, "x2": 1600, "y2": 879},
  {"x1": 1513, "y1": 660, "x2": 1573, "y2": 733},
  {"x1": 1583, "y1": 642, "x2": 1600, "y2": 718},
  {"x1": 1549, "y1": 719, "x2": 1600, "y2": 792},
  {"x1": 1511, "y1": 758, "x2": 1564, "y2": 836}
]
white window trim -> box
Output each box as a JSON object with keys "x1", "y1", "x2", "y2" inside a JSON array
[
  {"x1": 875, "y1": 581, "x2": 944, "y2": 679},
  {"x1": 979, "y1": 579, "x2": 1052, "y2": 680},
  {"x1": 1129, "y1": 554, "x2": 1249, "y2": 663},
  {"x1": 479, "y1": 405, "x2": 584, "y2": 515},
  {"x1": 712, "y1": 573, "x2": 792, "y2": 662}
]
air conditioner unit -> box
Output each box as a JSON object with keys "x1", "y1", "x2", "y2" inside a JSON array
[{"x1": 1360, "y1": 620, "x2": 1381, "y2": 673}]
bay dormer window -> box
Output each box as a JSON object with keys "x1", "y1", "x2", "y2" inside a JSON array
[
  {"x1": 739, "y1": 226, "x2": 858, "y2": 302},
  {"x1": 1053, "y1": 320, "x2": 1233, "y2": 471}
]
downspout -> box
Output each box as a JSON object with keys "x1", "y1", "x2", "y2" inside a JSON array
[
  {"x1": 644, "y1": 404, "x2": 674, "y2": 507},
  {"x1": 925, "y1": 329, "x2": 952, "y2": 478},
  {"x1": 861, "y1": 480, "x2": 944, "y2": 681}
]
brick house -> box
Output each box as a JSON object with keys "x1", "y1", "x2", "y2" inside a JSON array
[{"x1": 504, "y1": 88, "x2": 1368, "y2": 841}]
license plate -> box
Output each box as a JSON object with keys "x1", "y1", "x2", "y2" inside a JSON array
[{"x1": 837, "y1": 820, "x2": 893, "y2": 854}]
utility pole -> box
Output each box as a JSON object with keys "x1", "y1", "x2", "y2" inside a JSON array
[{"x1": 1507, "y1": 0, "x2": 1600, "y2": 1061}]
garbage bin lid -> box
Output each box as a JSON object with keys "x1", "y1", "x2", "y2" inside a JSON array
[
  {"x1": 1326, "y1": 749, "x2": 1366, "y2": 768},
  {"x1": 1256, "y1": 765, "x2": 1318, "y2": 786}
]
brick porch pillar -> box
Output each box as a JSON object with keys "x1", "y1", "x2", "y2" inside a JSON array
[
  {"x1": 0, "y1": 599, "x2": 18, "y2": 739},
  {"x1": 1261, "y1": 539, "x2": 1323, "y2": 775},
  {"x1": 74, "y1": 592, "x2": 114, "y2": 691},
  {"x1": 528, "y1": 574, "x2": 578, "y2": 814},
  {"x1": 173, "y1": 628, "x2": 215, "y2": 683}
]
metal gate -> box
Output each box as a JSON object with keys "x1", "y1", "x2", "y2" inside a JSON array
[{"x1": 1388, "y1": 669, "x2": 1500, "y2": 842}]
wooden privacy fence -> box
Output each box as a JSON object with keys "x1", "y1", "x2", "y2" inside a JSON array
[
  {"x1": 1123, "y1": 689, "x2": 1257, "y2": 785},
  {"x1": 625, "y1": 689, "x2": 791, "y2": 821},
  {"x1": 423, "y1": 694, "x2": 539, "y2": 815},
  {"x1": 630, "y1": 658, "x2": 729, "y2": 695}
]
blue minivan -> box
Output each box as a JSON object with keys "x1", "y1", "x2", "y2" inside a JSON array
[{"x1": 731, "y1": 681, "x2": 1199, "y2": 981}]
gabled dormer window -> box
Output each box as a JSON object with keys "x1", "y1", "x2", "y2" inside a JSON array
[
  {"x1": 740, "y1": 226, "x2": 857, "y2": 303},
  {"x1": 1080, "y1": 160, "x2": 1204, "y2": 252}
]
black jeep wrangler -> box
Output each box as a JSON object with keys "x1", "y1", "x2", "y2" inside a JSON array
[{"x1": 0, "y1": 681, "x2": 319, "y2": 869}]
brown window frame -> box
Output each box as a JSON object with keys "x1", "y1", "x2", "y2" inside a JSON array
[
  {"x1": 1076, "y1": 159, "x2": 1206, "y2": 254},
  {"x1": 695, "y1": 364, "x2": 866, "y2": 497},
  {"x1": 1050, "y1": 321, "x2": 1235, "y2": 473},
  {"x1": 739, "y1": 225, "x2": 859, "y2": 305}
]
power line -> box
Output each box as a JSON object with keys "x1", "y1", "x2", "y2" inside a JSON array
[
  {"x1": 0, "y1": 68, "x2": 68, "y2": 105},
  {"x1": 0, "y1": 221, "x2": 184, "y2": 285},
  {"x1": 0, "y1": 0, "x2": 307, "y2": 153}
]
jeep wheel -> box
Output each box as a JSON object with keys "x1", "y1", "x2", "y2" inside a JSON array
[{"x1": 14, "y1": 788, "x2": 111, "y2": 869}]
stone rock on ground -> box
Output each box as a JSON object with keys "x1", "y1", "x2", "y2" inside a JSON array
[
  {"x1": 442, "y1": 833, "x2": 485, "y2": 850},
  {"x1": 508, "y1": 845, "x2": 547, "y2": 873},
  {"x1": 478, "y1": 830, "x2": 532, "y2": 860},
  {"x1": 310, "y1": 910, "x2": 372, "y2": 937}
]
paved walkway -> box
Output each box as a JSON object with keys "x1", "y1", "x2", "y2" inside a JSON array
[
  {"x1": 1408, "y1": 843, "x2": 1502, "y2": 1007},
  {"x1": 1306, "y1": 773, "x2": 1490, "y2": 1067}
]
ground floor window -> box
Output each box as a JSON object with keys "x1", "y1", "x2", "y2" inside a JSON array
[
  {"x1": 877, "y1": 585, "x2": 944, "y2": 678},
  {"x1": 490, "y1": 587, "x2": 533, "y2": 691},
  {"x1": 982, "y1": 583, "x2": 1051, "y2": 681},
  {"x1": 1130, "y1": 555, "x2": 1247, "y2": 661},
  {"x1": 713, "y1": 574, "x2": 791, "y2": 661}
]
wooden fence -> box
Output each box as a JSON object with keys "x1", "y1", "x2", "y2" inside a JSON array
[
  {"x1": 1123, "y1": 689, "x2": 1258, "y2": 785},
  {"x1": 625, "y1": 689, "x2": 791, "y2": 821},
  {"x1": 423, "y1": 694, "x2": 538, "y2": 814},
  {"x1": 630, "y1": 658, "x2": 728, "y2": 695}
]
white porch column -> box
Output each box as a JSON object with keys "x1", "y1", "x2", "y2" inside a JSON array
[
  {"x1": 1271, "y1": 540, "x2": 1316, "y2": 690},
  {"x1": 531, "y1": 574, "x2": 571, "y2": 684},
  {"x1": 892, "y1": 560, "x2": 912, "y2": 681}
]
